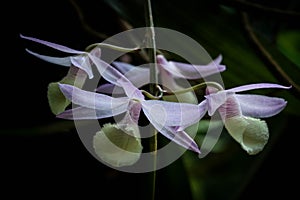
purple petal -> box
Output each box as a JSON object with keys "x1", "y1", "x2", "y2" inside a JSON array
[
  {"x1": 217, "y1": 95, "x2": 243, "y2": 121},
  {"x1": 112, "y1": 61, "x2": 137, "y2": 74},
  {"x1": 25, "y1": 49, "x2": 71, "y2": 66},
  {"x1": 159, "y1": 65, "x2": 181, "y2": 91},
  {"x1": 142, "y1": 100, "x2": 205, "y2": 128},
  {"x1": 177, "y1": 100, "x2": 208, "y2": 131},
  {"x1": 20, "y1": 34, "x2": 85, "y2": 54},
  {"x1": 144, "y1": 113, "x2": 200, "y2": 153},
  {"x1": 205, "y1": 91, "x2": 235, "y2": 116},
  {"x1": 25, "y1": 48, "x2": 93, "y2": 79},
  {"x1": 113, "y1": 62, "x2": 150, "y2": 88},
  {"x1": 157, "y1": 54, "x2": 226, "y2": 79},
  {"x1": 58, "y1": 83, "x2": 130, "y2": 110},
  {"x1": 235, "y1": 94, "x2": 288, "y2": 118},
  {"x1": 96, "y1": 83, "x2": 125, "y2": 94},
  {"x1": 57, "y1": 105, "x2": 128, "y2": 120},
  {"x1": 227, "y1": 83, "x2": 291, "y2": 93},
  {"x1": 88, "y1": 55, "x2": 144, "y2": 99},
  {"x1": 70, "y1": 55, "x2": 94, "y2": 79}
]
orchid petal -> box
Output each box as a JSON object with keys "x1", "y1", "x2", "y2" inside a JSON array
[
  {"x1": 217, "y1": 95, "x2": 243, "y2": 121},
  {"x1": 58, "y1": 83, "x2": 130, "y2": 111},
  {"x1": 96, "y1": 83, "x2": 125, "y2": 94},
  {"x1": 235, "y1": 94, "x2": 288, "y2": 118},
  {"x1": 20, "y1": 34, "x2": 85, "y2": 54},
  {"x1": 227, "y1": 83, "x2": 291, "y2": 93},
  {"x1": 142, "y1": 101, "x2": 200, "y2": 153},
  {"x1": 145, "y1": 112, "x2": 200, "y2": 153},
  {"x1": 93, "y1": 123, "x2": 142, "y2": 167},
  {"x1": 70, "y1": 55, "x2": 94, "y2": 79},
  {"x1": 177, "y1": 100, "x2": 208, "y2": 131},
  {"x1": 225, "y1": 116, "x2": 269, "y2": 155},
  {"x1": 25, "y1": 49, "x2": 71, "y2": 66},
  {"x1": 25, "y1": 48, "x2": 93, "y2": 79},
  {"x1": 113, "y1": 62, "x2": 150, "y2": 88},
  {"x1": 141, "y1": 100, "x2": 205, "y2": 128},
  {"x1": 157, "y1": 54, "x2": 226, "y2": 79},
  {"x1": 88, "y1": 55, "x2": 143, "y2": 99},
  {"x1": 205, "y1": 91, "x2": 234, "y2": 116},
  {"x1": 57, "y1": 105, "x2": 128, "y2": 120}
]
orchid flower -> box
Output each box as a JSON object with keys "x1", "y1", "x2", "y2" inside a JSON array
[
  {"x1": 57, "y1": 53, "x2": 208, "y2": 155},
  {"x1": 21, "y1": 34, "x2": 105, "y2": 114},
  {"x1": 57, "y1": 82, "x2": 206, "y2": 154},
  {"x1": 20, "y1": 34, "x2": 96, "y2": 79},
  {"x1": 96, "y1": 54, "x2": 226, "y2": 100},
  {"x1": 203, "y1": 83, "x2": 290, "y2": 155}
]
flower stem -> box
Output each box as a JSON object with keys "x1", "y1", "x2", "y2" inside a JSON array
[
  {"x1": 165, "y1": 81, "x2": 224, "y2": 95},
  {"x1": 85, "y1": 43, "x2": 140, "y2": 52},
  {"x1": 145, "y1": 0, "x2": 158, "y2": 200},
  {"x1": 145, "y1": 0, "x2": 158, "y2": 92}
]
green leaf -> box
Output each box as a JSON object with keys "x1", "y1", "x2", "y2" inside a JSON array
[
  {"x1": 47, "y1": 66, "x2": 87, "y2": 115},
  {"x1": 277, "y1": 30, "x2": 300, "y2": 68},
  {"x1": 93, "y1": 123, "x2": 143, "y2": 167}
]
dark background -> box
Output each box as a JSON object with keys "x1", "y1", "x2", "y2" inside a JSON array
[{"x1": 1, "y1": 0, "x2": 299, "y2": 199}]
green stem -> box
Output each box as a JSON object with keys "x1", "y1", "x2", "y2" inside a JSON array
[
  {"x1": 85, "y1": 43, "x2": 140, "y2": 52},
  {"x1": 145, "y1": 0, "x2": 158, "y2": 92},
  {"x1": 165, "y1": 81, "x2": 224, "y2": 95},
  {"x1": 242, "y1": 12, "x2": 300, "y2": 95},
  {"x1": 145, "y1": 0, "x2": 158, "y2": 200}
]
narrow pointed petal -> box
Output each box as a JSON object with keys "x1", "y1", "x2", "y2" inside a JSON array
[
  {"x1": 157, "y1": 54, "x2": 226, "y2": 79},
  {"x1": 96, "y1": 83, "x2": 125, "y2": 94},
  {"x1": 227, "y1": 83, "x2": 291, "y2": 93},
  {"x1": 25, "y1": 48, "x2": 93, "y2": 79},
  {"x1": 112, "y1": 61, "x2": 139, "y2": 73},
  {"x1": 57, "y1": 105, "x2": 128, "y2": 120},
  {"x1": 20, "y1": 34, "x2": 85, "y2": 54},
  {"x1": 146, "y1": 114, "x2": 200, "y2": 153},
  {"x1": 25, "y1": 49, "x2": 71, "y2": 66},
  {"x1": 58, "y1": 83, "x2": 130, "y2": 110},
  {"x1": 88, "y1": 55, "x2": 144, "y2": 99},
  {"x1": 113, "y1": 62, "x2": 150, "y2": 88},
  {"x1": 235, "y1": 94, "x2": 288, "y2": 118},
  {"x1": 142, "y1": 100, "x2": 206, "y2": 128}
]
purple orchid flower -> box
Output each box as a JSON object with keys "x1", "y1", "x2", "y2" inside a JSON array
[
  {"x1": 57, "y1": 54, "x2": 208, "y2": 154},
  {"x1": 20, "y1": 34, "x2": 96, "y2": 79},
  {"x1": 96, "y1": 54, "x2": 226, "y2": 96},
  {"x1": 203, "y1": 83, "x2": 290, "y2": 155}
]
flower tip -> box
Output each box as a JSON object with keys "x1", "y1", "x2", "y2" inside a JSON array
[
  {"x1": 218, "y1": 64, "x2": 226, "y2": 72},
  {"x1": 195, "y1": 148, "x2": 201, "y2": 154},
  {"x1": 156, "y1": 54, "x2": 168, "y2": 65}
]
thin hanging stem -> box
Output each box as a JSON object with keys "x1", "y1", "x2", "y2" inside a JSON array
[
  {"x1": 242, "y1": 12, "x2": 300, "y2": 96},
  {"x1": 145, "y1": 0, "x2": 159, "y2": 91},
  {"x1": 145, "y1": 0, "x2": 158, "y2": 200}
]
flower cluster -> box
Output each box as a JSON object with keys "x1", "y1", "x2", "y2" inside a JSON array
[{"x1": 22, "y1": 34, "x2": 290, "y2": 167}]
